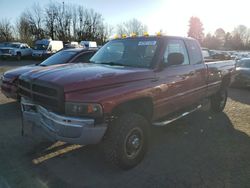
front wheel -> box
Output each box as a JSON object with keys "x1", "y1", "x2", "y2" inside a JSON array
[
  {"x1": 102, "y1": 113, "x2": 149, "y2": 170},
  {"x1": 210, "y1": 89, "x2": 228, "y2": 113},
  {"x1": 16, "y1": 53, "x2": 21, "y2": 61}
]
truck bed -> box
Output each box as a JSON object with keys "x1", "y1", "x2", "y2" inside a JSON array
[{"x1": 205, "y1": 60, "x2": 236, "y2": 96}]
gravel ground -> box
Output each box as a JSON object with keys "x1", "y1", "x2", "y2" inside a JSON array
[{"x1": 0, "y1": 61, "x2": 249, "y2": 188}]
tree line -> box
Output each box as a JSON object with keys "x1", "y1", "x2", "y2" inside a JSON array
[
  {"x1": 0, "y1": 2, "x2": 147, "y2": 46},
  {"x1": 2, "y1": 4, "x2": 249, "y2": 51},
  {"x1": 188, "y1": 16, "x2": 250, "y2": 50}
]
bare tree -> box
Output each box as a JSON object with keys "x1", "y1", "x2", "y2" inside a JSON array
[
  {"x1": 75, "y1": 6, "x2": 105, "y2": 42},
  {"x1": 117, "y1": 18, "x2": 147, "y2": 36},
  {"x1": 53, "y1": 2, "x2": 72, "y2": 41},
  {"x1": 16, "y1": 13, "x2": 34, "y2": 45},
  {"x1": 0, "y1": 18, "x2": 13, "y2": 42},
  {"x1": 23, "y1": 3, "x2": 45, "y2": 40},
  {"x1": 71, "y1": 5, "x2": 78, "y2": 40},
  {"x1": 103, "y1": 23, "x2": 114, "y2": 41},
  {"x1": 233, "y1": 25, "x2": 250, "y2": 46},
  {"x1": 44, "y1": 2, "x2": 58, "y2": 39},
  {"x1": 12, "y1": 2, "x2": 110, "y2": 44}
]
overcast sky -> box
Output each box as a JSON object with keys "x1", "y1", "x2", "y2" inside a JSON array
[{"x1": 0, "y1": 0, "x2": 249, "y2": 36}]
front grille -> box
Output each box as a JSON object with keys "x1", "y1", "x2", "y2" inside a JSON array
[
  {"x1": 1, "y1": 49, "x2": 10, "y2": 54},
  {"x1": 18, "y1": 79, "x2": 64, "y2": 113},
  {"x1": 32, "y1": 84, "x2": 57, "y2": 97},
  {"x1": 19, "y1": 79, "x2": 31, "y2": 89}
]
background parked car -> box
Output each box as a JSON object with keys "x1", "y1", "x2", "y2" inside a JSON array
[
  {"x1": 80, "y1": 41, "x2": 97, "y2": 48},
  {"x1": 231, "y1": 58, "x2": 250, "y2": 87},
  {"x1": 32, "y1": 39, "x2": 64, "y2": 59},
  {"x1": 0, "y1": 42, "x2": 32, "y2": 60},
  {"x1": 0, "y1": 48, "x2": 97, "y2": 100},
  {"x1": 62, "y1": 41, "x2": 82, "y2": 49}
]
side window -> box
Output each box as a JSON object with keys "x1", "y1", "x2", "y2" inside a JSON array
[
  {"x1": 186, "y1": 40, "x2": 203, "y2": 64},
  {"x1": 73, "y1": 52, "x2": 95, "y2": 63},
  {"x1": 164, "y1": 39, "x2": 190, "y2": 65}
]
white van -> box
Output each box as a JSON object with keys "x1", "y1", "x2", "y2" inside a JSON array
[
  {"x1": 80, "y1": 41, "x2": 97, "y2": 48},
  {"x1": 32, "y1": 39, "x2": 63, "y2": 58}
]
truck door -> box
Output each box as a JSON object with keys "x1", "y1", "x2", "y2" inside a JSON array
[
  {"x1": 185, "y1": 39, "x2": 207, "y2": 103},
  {"x1": 23, "y1": 44, "x2": 30, "y2": 56},
  {"x1": 154, "y1": 39, "x2": 197, "y2": 119}
]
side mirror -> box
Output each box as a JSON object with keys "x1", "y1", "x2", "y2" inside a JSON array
[{"x1": 167, "y1": 53, "x2": 184, "y2": 66}]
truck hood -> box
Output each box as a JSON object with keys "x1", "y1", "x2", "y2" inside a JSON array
[
  {"x1": 0, "y1": 47, "x2": 16, "y2": 50},
  {"x1": 21, "y1": 63, "x2": 155, "y2": 93},
  {"x1": 4, "y1": 65, "x2": 39, "y2": 80}
]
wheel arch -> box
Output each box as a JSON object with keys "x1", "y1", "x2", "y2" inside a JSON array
[{"x1": 111, "y1": 97, "x2": 154, "y2": 122}]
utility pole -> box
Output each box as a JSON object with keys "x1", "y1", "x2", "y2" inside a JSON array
[{"x1": 63, "y1": 1, "x2": 65, "y2": 15}]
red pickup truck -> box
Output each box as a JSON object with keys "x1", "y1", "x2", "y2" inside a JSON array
[{"x1": 19, "y1": 36, "x2": 235, "y2": 169}]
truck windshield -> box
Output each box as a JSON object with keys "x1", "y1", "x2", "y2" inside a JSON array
[
  {"x1": 34, "y1": 44, "x2": 48, "y2": 50},
  {"x1": 39, "y1": 50, "x2": 77, "y2": 66},
  {"x1": 90, "y1": 39, "x2": 158, "y2": 68},
  {"x1": 6, "y1": 43, "x2": 20, "y2": 48}
]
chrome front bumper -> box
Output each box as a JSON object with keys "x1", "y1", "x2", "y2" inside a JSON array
[{"x1": 21, "y1": 98, "x2": 107, "y2": 144}]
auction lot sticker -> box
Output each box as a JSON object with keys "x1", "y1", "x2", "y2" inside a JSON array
[{"x1": 138, "y1": 41, "x2": 157, "y2": 46}]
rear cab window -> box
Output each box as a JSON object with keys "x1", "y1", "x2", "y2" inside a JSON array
[{"x1": 185, "y1": 40, "x2": 203, "y2": 64}]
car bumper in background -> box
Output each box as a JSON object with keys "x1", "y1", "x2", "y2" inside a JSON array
[{"x1": 21, "y1": 98, "x2": 107, "y2": 145}]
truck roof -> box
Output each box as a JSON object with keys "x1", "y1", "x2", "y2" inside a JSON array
[
  {"x1": 112, "y1": 35, "x2": 195, "y2": 41},
  {"x1": 62, "y1": 47, "x2": 98, "y2": 53}
]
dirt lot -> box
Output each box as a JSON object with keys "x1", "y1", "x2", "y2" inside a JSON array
[{"x1": 0, "y1": 60, "x2": 249, "y2": 188}]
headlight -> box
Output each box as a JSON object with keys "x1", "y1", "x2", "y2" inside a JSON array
[
  {"x1": 0, "y1": 75, "x2": 3, "y2": 86},
  {"x1": 10, "y1": 49, "x2": 14, "y2": 54},
  {"x1": 65, "y1": 102, "x2": 103, "y2": 118}
]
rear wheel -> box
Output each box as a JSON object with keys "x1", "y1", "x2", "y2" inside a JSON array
[
  {"x1": 102, "y1": 113, "x2": 149, "y2": 170},
  {"x1": 210, "y1": 89, "x2": 228, "y2": 112}
]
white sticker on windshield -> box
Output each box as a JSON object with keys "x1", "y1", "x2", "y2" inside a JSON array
[{"x1": 138, "y1": 41, "x2": 157, "y2": 46}]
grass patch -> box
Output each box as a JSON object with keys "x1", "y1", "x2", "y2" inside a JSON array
[{"x1": 0, "y1": 67, "x2": 9, "y2": 73}]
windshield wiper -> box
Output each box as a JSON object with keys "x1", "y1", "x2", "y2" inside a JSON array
[{"x1": 99, "y1": 62, "x2": 124, "y2": 66}]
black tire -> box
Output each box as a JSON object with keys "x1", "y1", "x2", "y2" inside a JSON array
[
  {"x1": 16, "y1": 52, "x2": 21, "y2": 61},
  {"x1": 102, "y1": 113, "x2": 150, "y2": 170},
  {"x1": 210, "y1": 89, "x2": 228, "y2": 113}
]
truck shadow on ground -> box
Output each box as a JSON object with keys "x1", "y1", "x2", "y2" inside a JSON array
[
  {"x1": 0, "y1": 101, "x2": 20, "y2": 119},
  {"x1": 30, "y1": 110, "x2": 250, "y2": 188}
]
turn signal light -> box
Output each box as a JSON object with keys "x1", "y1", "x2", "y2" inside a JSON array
[
  {"x1": 130, "y1": 33, "x2": 137, "y2": 37},
  {"x1": 143, "y1": 32, "x2": 149, "y2": 37},
  {"x1": 156, "y1": 31, "x2": 162, "y2": 36}
]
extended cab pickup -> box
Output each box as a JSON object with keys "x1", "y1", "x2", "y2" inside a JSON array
[
  {"x1": 0, "y1": 42, "x2": 32, "y2": 60},
  {"x1": 19, "y1": 36, "x2": 235, "y2": 169}
]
